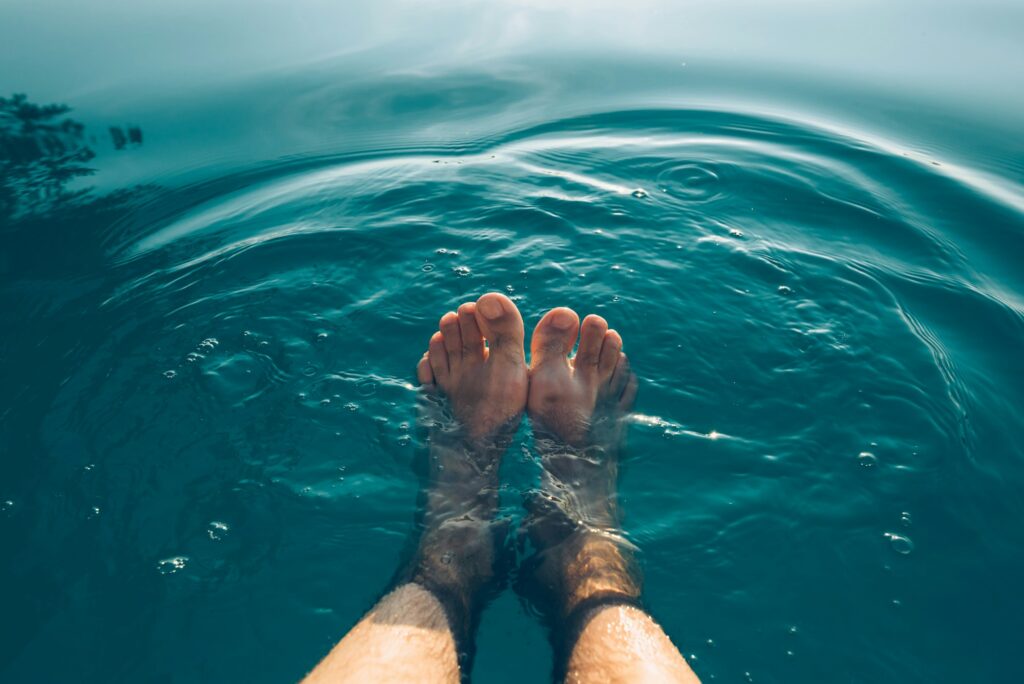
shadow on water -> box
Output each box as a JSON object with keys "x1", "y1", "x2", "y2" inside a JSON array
[{"x1": 0, "y1": 96, "x2": 160, "y2": 674}]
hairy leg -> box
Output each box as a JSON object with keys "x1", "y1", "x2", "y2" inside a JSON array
[
  {"x1": 523, "y1": 308, "x2": 700, "y2": 683},
  {"x1": 303, "y1": 293, "x2": 528, "y2": 683},
  {"x1": 302, "y1": 584, "x2": 459, "y2": 684}
]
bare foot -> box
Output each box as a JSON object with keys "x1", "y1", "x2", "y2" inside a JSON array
[
  {"x1": 521, "y1": 308, "x2": 641, "y2": 620},
  {"x1": 527, "y1": 307, "x2": 637, "y2": 450},
  {"x1": 408, "y1": 293, "x2": 527, "y2": 642},
  {"x1": 417, "y1": 292, "x2": 529, "y2": 443}
]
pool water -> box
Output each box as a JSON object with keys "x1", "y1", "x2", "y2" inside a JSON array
[{"x1": 2, "y1": 1, "x2": 1023, "y2": 682}]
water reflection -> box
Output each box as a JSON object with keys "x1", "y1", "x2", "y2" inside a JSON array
[
  {"x1": 0, "y1": 94, "x2": 145, "y2": 223},
  {"x1": 0, "y1": 94, "x2": 95, "y2": 221}
]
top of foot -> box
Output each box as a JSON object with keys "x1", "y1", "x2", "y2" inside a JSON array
[
  {"x1": 526, "y1": 308, "x2": 637, "y2": 449},
  {"x1": 417, "y1": 292, "x2": 529, "y2": 442}
]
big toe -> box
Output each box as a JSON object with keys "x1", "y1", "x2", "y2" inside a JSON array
[
  {"x1": 530, "y1": 307, "x2": 579, "y2": 367},
  {"x1": 475, "y1": 292, "x2": 526, "y2": 361}
]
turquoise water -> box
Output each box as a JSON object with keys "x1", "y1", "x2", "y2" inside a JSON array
[{"x1": 2, "y1": 1, "x2": 1024, "y2": 682}]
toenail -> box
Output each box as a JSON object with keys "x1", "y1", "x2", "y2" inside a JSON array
[
  {"x1": 478, "y1": 297, "x2": 504, "y2": 320},
  {"x1": 550, "y1": 310, "x2": 575, "y2": 330}
]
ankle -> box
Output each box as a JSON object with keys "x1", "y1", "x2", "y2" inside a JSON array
[{"x1": 556, "y1": 530, "x2": 642, "y2": 618}]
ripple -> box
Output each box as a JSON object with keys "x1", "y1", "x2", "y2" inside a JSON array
[
  {"x1": 25, "y1": 102, "x2": 1023, "y2": 684},
  {"x1": 656, "y1": 162, "x2": 722, "y2": 202}
]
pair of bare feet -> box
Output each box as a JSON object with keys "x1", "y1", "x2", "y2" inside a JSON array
[
  {"x1": 410, "y1": 292, "x2": 640, "y2": 641},
  {"x1": 416, "y1": 291, "x2": 636, "y2": 449},
  {"x1": 303, "y1": 292, "x2": 699, "y2": 684}
]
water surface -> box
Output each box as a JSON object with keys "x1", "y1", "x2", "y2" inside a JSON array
[{"x1": 2, "y1": 1, "x2": 1023, "y2": 682}]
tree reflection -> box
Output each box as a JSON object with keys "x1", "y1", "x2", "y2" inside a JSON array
[
  {"x1": 1, "y1": 94, "x2": 148, "y2": 225},
  {"x1": 0, "y1": 94, "x2": 99, "y2": 222}
]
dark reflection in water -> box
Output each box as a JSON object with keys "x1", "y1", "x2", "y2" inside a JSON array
[
  {"x1": 109, "y1": 125, "x2": 143, "y2": 150},
  {"x1": 0, "y1": 96, "x2": 161, "y2": 679},
  {"x1": 0, "y1": 94, "x2": 146, "y2": 224},
  {"x1": 0, "y1": 94, "x2": 96, "y2": 221}
]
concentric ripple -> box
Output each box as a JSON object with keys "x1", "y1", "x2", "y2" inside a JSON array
[{"x1": 5, "y1": 107, "x2": 1024, "y2": 683}]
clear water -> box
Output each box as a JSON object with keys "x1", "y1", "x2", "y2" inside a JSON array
[{"x1": 2, "y1": 1, "x2": 1023, "y2": 682}]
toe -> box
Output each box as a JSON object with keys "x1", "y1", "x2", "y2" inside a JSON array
[
  {"x1": 475, "y1": 292, "x2": 525, "y2": 360},
  {"x1": 457, "y1": 302, "x2": 485, "y2": 362},
  {"x1": 609, "y1": 352, "x2": 630, "y2": 395},
  {"x1": 416, "y1": 352, "x2": 434, "y2": 385},
  {"x1": 620, "y1": 372, "x2": 639, "y2": 410},
  {"x1": 428, "y1": 331, "x2": 449, "y2": 382},
  {"x1": 597, "y1": 329, "x2": 623, "y2": 378},
  {"x1": 573, "y1": 314, "x2": 608, "y2": 369},
  {"x1": 439, "y1": 311, "x2": 463, "y2": 363},
  {"x1": 530, "y1": 307, "x2": 580, "y2": 367}
]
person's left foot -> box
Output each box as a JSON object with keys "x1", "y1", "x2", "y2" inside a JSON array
[{"x1": 409, "y1": 293, "x2": 528, "y2": 639}]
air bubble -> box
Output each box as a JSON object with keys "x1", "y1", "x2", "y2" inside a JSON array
[
  {"x1": 884, "y1": 532, "x2": 914, "y2": 554},
  {"x1": 158, "y1": 556, "x2": 188, "y2": 575},
  {"x1": 208, "y1": 521, "x2": 229, "y2": 541},
  {"x1": 858, "y1": 451, "x2": 878, "y2": 467},
  {"x1": 631, "y1": 188, "x2": 649, "y2": 198},
  {"x1": 778, "y1": 285, "x2": 793, "y2": 295},
  {"x1": 422, "y1": 263, "x2": 435, "y2": 272},
  {"x1": 163, "y1": 370, "x2": 177, "y2": 379},
  {"x1": 900, "y1": 511, "x2": 912, "y2": 527},
  {"x1": 453, "y1": 265, "x2": 472, "y2": 277},
  {"x1": 316, "y1": 332, "x2": 329, "y2": 342}
]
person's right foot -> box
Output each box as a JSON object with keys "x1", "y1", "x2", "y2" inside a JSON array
[
  {"x1": 527, "y1": 307, "x2": 637, "y2": 449},
  {"x1": 522, "y1": 308, "x2": 642, "y2": 618}
]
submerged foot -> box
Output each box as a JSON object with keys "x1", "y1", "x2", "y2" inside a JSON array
[
  {"x1": 417, "y1": 292, "x2": 529, "y2": 444},
  {"x1": 526, "y1": 307, "x2": 638, "y2": 528},
  {"x1": 521, "y1": 308, "x2": 641, "y2": 618},
  {"x1": 527, "y1": 307, "x2": 637, "y2": 450},
  {"x1": 409, "y1": 293, "x2": 528, "y2": 636}
]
